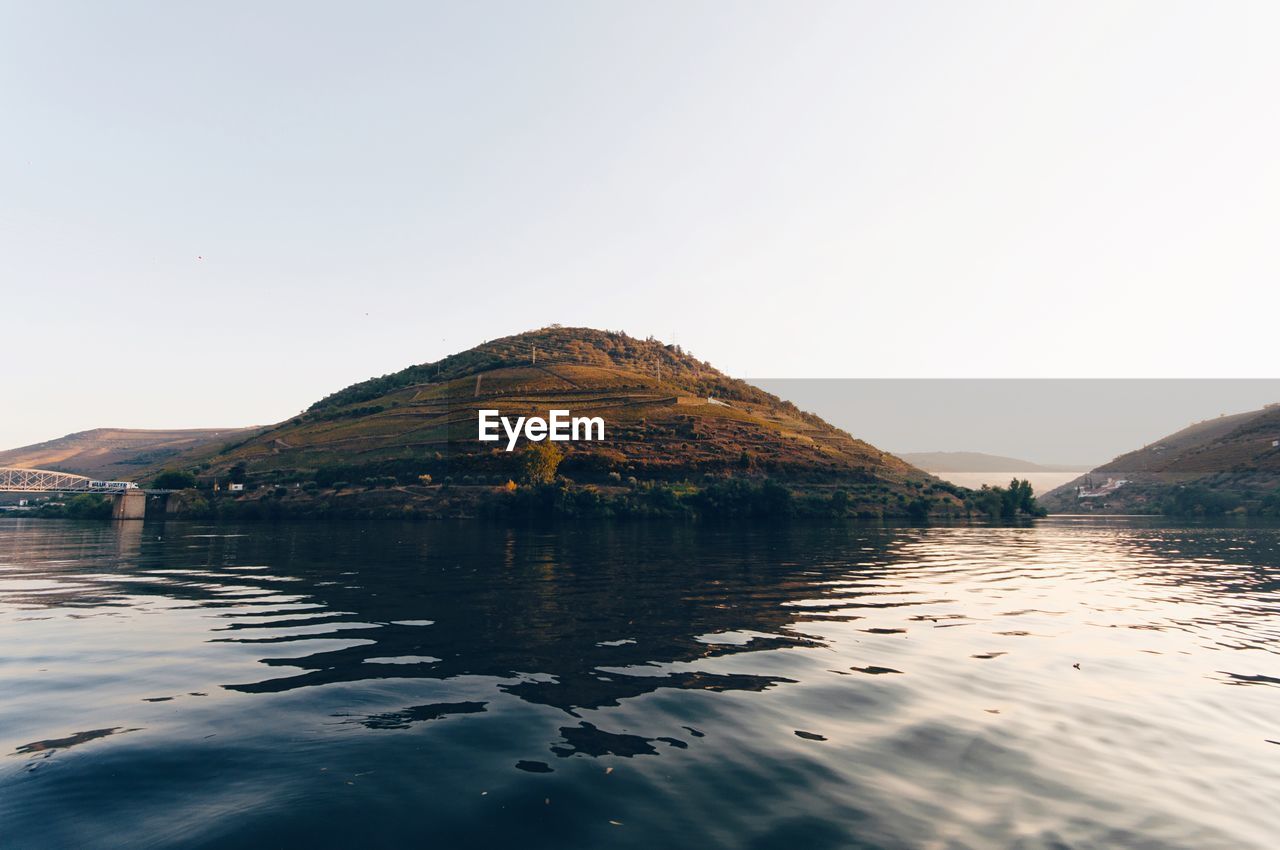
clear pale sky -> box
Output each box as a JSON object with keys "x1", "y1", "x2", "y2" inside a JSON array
[
  {"x1": 3, "y1": 2, "x2": 1278, "y2": 450},
  {"x1": 756, "y1": 379, "x2": 1280, "y2": 467}
]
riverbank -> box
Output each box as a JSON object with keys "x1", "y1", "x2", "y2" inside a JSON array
[
  {"x1": 17, "y1": 476, "x2": 1051, "y2": 522},
  {"x1": 156, "y1": 478, "x2": 971, "y2": 521}
]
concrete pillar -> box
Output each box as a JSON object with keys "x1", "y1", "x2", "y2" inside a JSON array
[{"x1": 112, "y1": 489, "x2": 147, "y2": 521}]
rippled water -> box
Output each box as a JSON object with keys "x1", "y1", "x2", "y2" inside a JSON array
[{"x1": 2, "y1": 517, "x2": 1278, "y2": 849}]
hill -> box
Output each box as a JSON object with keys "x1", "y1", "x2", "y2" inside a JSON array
[
  {"x1": 0, "y1": 427, "x2": 257, "y2": 481},
  {"x1": 1040, "y1": 404, "x2": 1280, "y2": 515},
  {"x1": 899, "y1": 451, "x2": 1089, "y2": 473},
  {"x1": 156, "y1": 327, "x2": 976, "y2": 519}
]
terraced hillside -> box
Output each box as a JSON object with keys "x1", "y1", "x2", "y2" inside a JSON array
[
  {"x1": 165, "y1": 327, "x2": 963, "y2": 518},
  {"x1": 1041, "y1": 404, "x2": 1280, "y2": 514},
  {"x1": 1095, "y1": 406, "x2": 1280, "y2": 475}
]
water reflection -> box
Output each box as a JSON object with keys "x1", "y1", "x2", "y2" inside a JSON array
[
  {"x1": 4, "y1": 522, "x2": 849, "y2": 713},
  {"x1": 1, "y1": 518, "x2": 1279, "y2": 849}
]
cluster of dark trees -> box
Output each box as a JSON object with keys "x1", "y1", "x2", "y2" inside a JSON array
[
  {"x1": 1161, "y1": 486, "x2": 1239, "y2": 516},
  {"x1": 1159, "y1": 484, "x2": 1280, "y2": 517},
  {"x1": 967, "y1": 479, "x2": 1047, "y2": 520},
  {"x1": 33, "y1": 494, "x2": 112, "y2": 519},
  {"x1": 306, "y1": 404, "x2": 386, "y2": 422}
]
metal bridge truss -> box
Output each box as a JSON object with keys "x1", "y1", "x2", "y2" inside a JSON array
[{"x1": 0, "y1": 467, "x2": 138, "y2": 493}]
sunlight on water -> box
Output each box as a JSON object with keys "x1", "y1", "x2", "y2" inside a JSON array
[{"x1": 1, "y1": 518, "x2": 1277, "y2": 849}]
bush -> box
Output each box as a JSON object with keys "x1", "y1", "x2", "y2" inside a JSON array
[
  {"x1": 1161, "y1": 486, "x2": 1239, "y2": 517},
  {"x1": 152, "y1": 469, "x2": 196, "y2": 490},
  {"x1": 907, "y1": 497, "x2": 931, "y2": 521},
  {"x1": 36, "y1": 494, "x2": 112, "y2": 520},
  {"x1": 692, "y1": 478, "x2": 793, "y2": 518},
  {"x1": 520, "y1": 443, "x2": 564, "y2": 485}
]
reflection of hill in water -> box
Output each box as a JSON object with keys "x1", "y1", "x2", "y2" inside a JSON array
[
  {"x1": 205, "y1": 523, "x2": 853, "y2": 713},
  {"x1": 5, "y1": 519, "x2": 1278, "y2": 719},
  {"x1": 4, "y1": 518, "x2": 1277, "y2": 746},
  {"x1": 0, "y1": 521, "x2": 904, "y2": 716}
]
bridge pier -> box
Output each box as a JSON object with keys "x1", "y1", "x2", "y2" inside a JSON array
[{"x1": 111, "y1": 489, "x2": 147, "y2": 520}]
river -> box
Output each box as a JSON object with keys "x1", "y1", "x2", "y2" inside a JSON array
[{"x1": 1, "y1": 517, "x2": 1277, "y2": 849}]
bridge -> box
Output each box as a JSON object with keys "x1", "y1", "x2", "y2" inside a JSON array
[{"x1": 0, "y1": 468, "x2": 169, "y2": 519}]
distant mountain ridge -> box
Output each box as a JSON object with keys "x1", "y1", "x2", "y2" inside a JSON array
[
  {"x1": 899, "y1": 451, "x2": 1090, "y2": 473},
  {"x1": 0, "y1": 427, "x2": 256, "y2": 481}
]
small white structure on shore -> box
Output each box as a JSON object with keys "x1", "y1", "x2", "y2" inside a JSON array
[{"x1": 1077, "y1": 478, "x2": 1129, "y2": 499}]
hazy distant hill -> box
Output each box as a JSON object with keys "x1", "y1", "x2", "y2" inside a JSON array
[
  {"x1": 164, "y1": 327, "x2": 963, "y2": 518},
  {"x1": 899, "y1": 451, "x2": 1090, "y2": 473},
  {"x1": 0, "y1": 427, "x2": 256, "y2": 481},
  {"x1": 1040, "y1": 404, "x2": 1280, "y2": 514}
]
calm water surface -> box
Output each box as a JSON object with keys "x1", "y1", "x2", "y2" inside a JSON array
[{"x1": 1, "y1": 517, "x2": 1277, "y2": 849}]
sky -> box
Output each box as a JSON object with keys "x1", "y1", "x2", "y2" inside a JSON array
[
  {"x1": 3, "y1": 2, "x2": 1279, "y2": 451},
  {"x1": 755, "y1": 379, "x2": 1280, "y2": 467}
]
